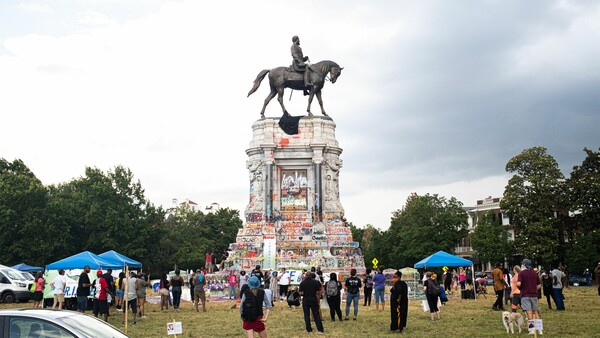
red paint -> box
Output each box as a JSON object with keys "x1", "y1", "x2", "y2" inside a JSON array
[{"x1": 279, "y1": 138, "x2": 290, "y2": 147}]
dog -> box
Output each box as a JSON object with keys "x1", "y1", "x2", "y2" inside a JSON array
[{"x1": 502, "y1": 311, "x2": 524, "y2": 333}]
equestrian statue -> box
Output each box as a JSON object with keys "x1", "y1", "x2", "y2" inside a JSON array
[{"x1": 247, "y1": 36, "x2": 343, "y2": 119}]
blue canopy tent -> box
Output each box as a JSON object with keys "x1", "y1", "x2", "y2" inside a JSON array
[
  {"x1": 414, "y1": 250, "x2": 472, "y2": 268},
  {"x1": 414, "y1": 250, "x2": 476, "y2": 299},
  {"x1": 46, "y1": 251, "x2": 123, "y2": 270},
  {"x1": 11, "y1": 263, "x2": 43, "y2": 272},
  {"x1": 98, "y1": 250, "x2": 142, "y2": 268}
]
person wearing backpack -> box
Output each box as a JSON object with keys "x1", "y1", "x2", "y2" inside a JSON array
[
  {"x1": 363, "y1": 269, "x2": 373, "y2": 307},
  {"x1": 423, "y1": 271, "x2": 441, "y2": 322},
  {"x1": 299, "y1": 272, "x2": 324, "y2": 334},
  {"x1": 325, "y1": 272, "x2": 343, "y2": 321},
  {"x1": 193, "y1": 269, "x2": 207, "y2": 313},
  {"x1": 240, "y1": 276, "x2": 271, "y2": 338},
  {"x1": 344, "y1": 268, "x2": 362, "y2": 321}
]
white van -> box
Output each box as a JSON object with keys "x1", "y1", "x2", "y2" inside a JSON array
[{"x1": 0, "y1": 264, "x2": 33, "y2": 303}]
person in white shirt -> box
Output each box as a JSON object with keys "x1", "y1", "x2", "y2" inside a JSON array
[
  {"x1": 277, "y1": 268, "x2": 291, "y2": 301},
  {"x1": 551, "y1": 267, "x2": 566, "y2": 310},
  {"x1": 124, "y1": 271, "x2": 138, "y2": 324},
  {"x1": 52, "y1": 269, "x2": 67, "y2": 309}
]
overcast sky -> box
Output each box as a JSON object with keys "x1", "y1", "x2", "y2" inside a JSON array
[{"x1": 1, "y1": 1, "x2": 599, "y2": 229}]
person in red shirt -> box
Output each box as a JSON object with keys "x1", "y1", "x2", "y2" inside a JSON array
[
  {"x1": 93, "y1": 270, "x2": 115, "y2": 322},
  {"x1": 517, "y1": 258, "x2": 542, "y2": 329},
  {"x1": 205, "y1": 251, "x2": 214, "y2": 273}
]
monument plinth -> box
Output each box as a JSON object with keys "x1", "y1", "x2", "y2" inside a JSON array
[{"x1": 229, "y1": 116, "x2": 365, "y2": 274}]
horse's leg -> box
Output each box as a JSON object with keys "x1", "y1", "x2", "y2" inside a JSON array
[
  {"x1": 316, "y1": 90, "x2": 327, "y2": 117},
  {"x1": 276, "y1": 87, "x2": 288, "y2": 115},
  {"x1": 261, "y1": 88, "x2": 277, "y2": 118},
  {"x1": 306, "y1": 87, "x2": 315, "y2": 117}
]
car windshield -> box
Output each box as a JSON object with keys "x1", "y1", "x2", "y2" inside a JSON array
[
  {"x1": 58, "y1": 314, "x2": 128, "y2": 338},
  {"x1": 1, "y1": 269, "x2": 26, "y2": 281}
]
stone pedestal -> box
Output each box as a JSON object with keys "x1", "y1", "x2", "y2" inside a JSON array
[{"x1": 229, "y1": 117, "x2": 365, "y2": 274}]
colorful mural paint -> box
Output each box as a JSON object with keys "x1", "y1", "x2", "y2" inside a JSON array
[{"x1": 280, "y1": 170, "x2": 308, "y2": 211}]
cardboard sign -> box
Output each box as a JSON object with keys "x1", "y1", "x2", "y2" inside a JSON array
[{"x1": 167, "y1": 321, "x2": 182, "y2": 335}]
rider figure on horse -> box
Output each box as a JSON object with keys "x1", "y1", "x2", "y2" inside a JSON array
[{"x1": 291, "y1": 36, "x2": 313, "y2": 92}]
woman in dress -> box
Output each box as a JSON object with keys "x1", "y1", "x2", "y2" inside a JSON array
[
  {"x1": 269, "y1": 271, "x2": 278, "y2": 305},
  {"x1": 390, "y1": 271, "x2": 408, "y2": 333}
]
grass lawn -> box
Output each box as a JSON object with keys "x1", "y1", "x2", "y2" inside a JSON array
[{"x1": 2, "y1": 286, "x2": 599, "y2": 337}]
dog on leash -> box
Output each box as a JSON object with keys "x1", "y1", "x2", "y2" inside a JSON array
[{"x1": 502, "y1": 311, "x2": 524, "y2": 333}]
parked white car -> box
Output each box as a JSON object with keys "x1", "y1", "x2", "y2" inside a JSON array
[{"x1": 0, "y1": 265, "x2": 33, "y2": 303}]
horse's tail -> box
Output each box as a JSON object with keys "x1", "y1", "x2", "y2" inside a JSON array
[{"x1": 247, "y1": 70, "x2": 270, "y2": 97}]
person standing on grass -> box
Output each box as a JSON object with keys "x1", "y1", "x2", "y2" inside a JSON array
[
  {"x1": 115, "y1": 272, "x2": 125, "y2": 311},
  {"x1": 124, "y1": 271, "x2": 137, "y2": 325},
  {"x1": 373, "y1": 267, "x2": 386, "y2": 311},
  {"x1": 325, "y1": 272, "x2": 343, "y2": 321},
  {"x1": 171, "y1": 269, "x2": 184, "y2": 310},
  {"x1": 193, "y1": 269, "x2": 207, "y2": 312},
  {"x1": 31, "y1": 271, "x2": 45, "y2": 309},
  {"x1": 228, "y1": 270, "x2": 238, "y2": 300},
  {"x1": 541, "y1": 271, "x2": 554, "y2": 309},
  {"x1": 362, "y1": 268, "x2": 373, "y2": 307},
  {"x1": 390, "y1": 271, "x2": 408, "y2": 333},
  {"x1": 492, "y1": 262, "x2": 508, "y2": 311},
  {"x1": 551, "y1": 266, "x2": 566, "y2": 310},
  {"x1": 510, "y1": 265, "x2": 521, "y2": 313},
  {"x1": 51, "y1": 269, "x2": 66, "y2": 309},
  {"x1": 136, "y1": 272, "x2": 148, "y2": 318},
  {"x1": 517, "y1": 258, "x2": 542, "y2": 334},
  {"x1": 77, "y1": 265, "x2": 92, "y2": 313},
  {"x1": 277, "y1": 268, "x2": 290, "y2": 301},
  {"x1": 344, "y1": 268, "x2": 362, "y2": 320},
  {"x1": 299, "y1": 272, "x2": 324, "y2": 334},
  {"x1": 159, "y1": 272, "x2": 170, "y2": 311},
  {"x1": 503, "y1": 268, "x2": 512, "y2": 306},
  {"x1": 269, "y1": 271, "x2": 278, "y2": 304},
  {"x1": 459, "y1": 267, "x2": 466, "y2": 290},
  {"x1": 443, "y1": 267, "x2": 452, "y2": 295},
  {"x1": 240, "y1": 276, "x2": 271, "y2": 338},
  {"x1": 423, "y1": 271, "x2": 441, "y2": 322},
  {"x1": 93, "y1": 270, "x2": 115, "y2": 322}
]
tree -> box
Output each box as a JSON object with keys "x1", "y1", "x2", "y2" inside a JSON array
[
  {"x1": 387, "y1": 193, "x2": 468, "y2": 266},
  {"x1": 566, "y1": 147, "x2": 600, "y2": 271},
  {"x1": 0, "y1": 159, "x2": 53, "y2": 265},
  {"x1": 500, "y1": 146, "x2": 567, "y2": 266},
  {"x1": 470, "y1": 212, "x2": 512, "y2": 265}
]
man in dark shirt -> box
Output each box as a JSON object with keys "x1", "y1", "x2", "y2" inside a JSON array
[
  {"x1": 517, "y1": 259, "x2": 542, "y2": 326},
  {"x1": 102, "y1": 269, "x2": 115, "y2": 304},
  {"x1": 250, "y1": 265, "x2": 264, "y2": 288},
  {"x1": 77, "y1": 265, "x2": 92, "y2": 313},
  {"x1": 299, "y1": 272, "x2": 324, "y2": 334}
]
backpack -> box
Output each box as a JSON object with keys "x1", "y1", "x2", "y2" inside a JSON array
[
  {"x1": 428, "y1": 280, "x2": 441, "y2": 296},
  {"x1": 365, "y1": 275, "x2": 374, "y2": 289},
  {"x1": 242, "y1": 290, "x2": 261, "y2": 322},
  {"x1": 326, "y1": 280, "x2": 339, "y2": 297},
  {"x1": 30, "y1": 281, "x2": 36, "y2": 293}
]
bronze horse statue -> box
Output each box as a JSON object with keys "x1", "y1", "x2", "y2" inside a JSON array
[{"x1": 247, "y1": 60, "x2": 343, "y2": 118}]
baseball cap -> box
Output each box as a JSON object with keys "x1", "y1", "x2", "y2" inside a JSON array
[
  {"x1": 97, "y1": 270, "x2": 103, "y2": 276},
  {"x1": 522, "y1": 259, "x2": 532, "y2": 269}
]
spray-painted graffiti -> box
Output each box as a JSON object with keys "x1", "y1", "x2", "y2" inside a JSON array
[
  {"x1": 246, "y1": 213, "x2": 265, "y2": 223},
  {"x1": 280, "y1": 169, "x2": 308, "y2": 211},
  {"x1": 325, "y1": 227, "x2": 351, "y2": 235}
]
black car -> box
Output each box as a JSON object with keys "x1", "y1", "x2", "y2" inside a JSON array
[{"x1": 568, "y1": 274, "x2": 588, "y2": 286}]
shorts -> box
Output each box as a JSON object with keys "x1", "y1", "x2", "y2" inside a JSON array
[
  {"x1": 206, "y1": 262, "x2": 214, "y2": 269},
  {"x1": 160, "y1": 288, "x2": 169, "y2": 296},
  {"x1": 243, "y1": 316, "x2": 265, "y2": 332},
  {"x1": 194, "y1": 291, "x2": 206, "y2": 304},
  {"x1": 77, "y1": 296, "x2": 88, "y2": 311},
  {"x1": 116, "y1": 289, "x2": 125, "y2": 297},
  {"x1": 127, "y1": 299, "x2": 138, "y2": 313},
  {"x1": 512, "y1": 294, "x2": 521, "y2": 306},
  {"x1": 521, "y1": 297, "x2": 538, "y2": 311},
  {"x1": 93, "y1": 299, "x2": 109, "y2": 315},
  {"x1": 32, "y1": 291, "x2": 43, "y2": 302},
  {"x1": 53, "y1": 294, "x2": 65, "y2": 303}
]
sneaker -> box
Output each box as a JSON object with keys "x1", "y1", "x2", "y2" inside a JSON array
[
  {"x1": 353, "y1": 317, "x2": 356, "y2": 321},
  {"x1": 133, "y1": 321, "x2": 136, "y2": 324},
  {"x1": 344, "y1": 317, "x2": 349, "y2": 321},
  {"x1": 317, "y1": 332, "x2": 324, "y2": 335}
]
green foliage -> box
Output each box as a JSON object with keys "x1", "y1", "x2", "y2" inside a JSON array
[
  {"x1": 501, "y1": 146, "x2": 567, "y2": 266},
  {"x1": 0, "y1": 158, "x2": 242, "y2": 274},
  {"x1": 566, "y1": 147, "x2": 600, "y2": 271},
  {"x1": 386, "y1": 193, "x2": 468, "y2": 267},
  {"x1": 470, "y1": 212, "x2": 512, "y2": 264}
]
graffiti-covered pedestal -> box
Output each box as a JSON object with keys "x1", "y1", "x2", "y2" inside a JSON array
[{"x1": 228, "y1": 117, "x2": 365, "y2": 274}]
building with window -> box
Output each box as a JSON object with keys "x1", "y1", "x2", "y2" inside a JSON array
[{"x1": 456, "y1": 196, "x2": 513, "y2": 271}]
